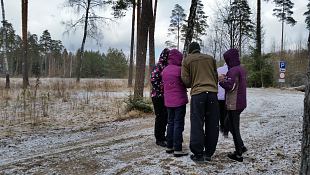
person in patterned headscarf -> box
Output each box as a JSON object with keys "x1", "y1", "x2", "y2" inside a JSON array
[{"x1": 150, "y1": 48, "x2": 170, "y2": 147}]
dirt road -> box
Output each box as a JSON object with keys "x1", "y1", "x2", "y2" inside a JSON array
[{"x1": 0, "y1": 88, "x2": 304, "y2": 174}]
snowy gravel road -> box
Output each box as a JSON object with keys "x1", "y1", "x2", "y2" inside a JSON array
[{"x1": 0, "y1": 88, "x2": 304, "y2": 174}]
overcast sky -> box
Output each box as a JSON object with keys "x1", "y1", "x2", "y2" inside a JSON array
[{"x1": 4, "y1": 0, "x2": 309, "y2": 59}]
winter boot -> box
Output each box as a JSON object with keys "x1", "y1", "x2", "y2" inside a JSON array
[
  {"x1": 227, "y1": 152, "x2": 243, "y2": 162},
  {"x1": 241, "y1": 146, "x2": 248, "y2": 153},
  {"x1": 166, "y1": 148, "x2": 174, "y2": 154},
  {"x1": 174, "y1": 150, "x2": 188, "y2": 157},
  {"x1": 190, "y1": 154, "x2": 205, "y2": 163},
  {"x1": 156, "y1": 140, "x2": 167, "y2": 147}
]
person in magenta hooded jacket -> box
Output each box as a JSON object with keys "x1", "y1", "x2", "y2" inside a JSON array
[
  {"x1": 162, "y1": 49, "x2": 188, "y2": 157},
  {"x1": 219, "y1": 48, "x2": 247, "y2": 162}
]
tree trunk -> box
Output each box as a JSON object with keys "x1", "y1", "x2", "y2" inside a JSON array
[
  {"x1": 177, "y1": 24, "x2": 180, "y2": 50},
  {"x1": 183, "y1": 0, "x2": 198, "y2": 56},
  {"x1": 76, "y1": 0, "x2": 91, "y2": 83},
  {"x1": 128, "y1": 0, "x2": 136, "y2": 88},
  {"x1": 281, "y1": 19, "x2": 284, "y2": 55},
  {"x1": 1, "y1": 0, "x2": 9, "y2": 88},
  {"x1": 256, "y1": 0, "x2": 264, "y2": 87},
  {"x1": 300, "y1": 31, "x2": 310, "y2": 175},
  {"x1": 63, "y1": 55, "x2": 66, "y2": 77},
  {"x1": 256, "y1": 0, "x2": 261, "y2": 56},
  {"x1": 22, "y1": 0, "x2": 29, "y2": 89},
  {"x1": 70, "y1": 54, "x2": 73, "y2": 78},
  {"x1": 147, "y1": 0, "x2": 157, "y2": 92},
  {"x1": 134, "y1": 0, "x2": 151, "y2": 100},
  {"x1": 239, "y1": 18, "x2": 243, "y2": 57}
]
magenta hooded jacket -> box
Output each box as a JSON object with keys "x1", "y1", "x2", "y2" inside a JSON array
[{"x1": 162, "y1": 49, "x2": 188, "y2": 108}]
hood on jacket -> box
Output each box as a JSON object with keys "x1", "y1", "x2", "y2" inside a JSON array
[
  {"x1": 158, "y1": 48, "x2": 170, "y2": 67},
  {"x1": 223, "y1": 48, "x2": 240, "y2": 68},
  {"x1": 168, "y1": 49, "x2": 183, "y2": 66}
]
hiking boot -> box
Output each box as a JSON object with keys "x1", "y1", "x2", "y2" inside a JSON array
[
  {"x1": 156, "y1": 140, "x2": 167, "y2": 147},
  {"x1": 190, "y1": 154, "x2": 205, "y2": 163},
  {"x1": 166, "y1": 148, "x2": 174, "y2": 154},
  {"x1": 241, "y1": 146, "x2": 248, "y2": 153},
  {"x1": 227, "y1": 152, "x2": 243, "y2": 162},
  {"x1": 174, "y1": 150, "x2": 188, "y2": 157}
]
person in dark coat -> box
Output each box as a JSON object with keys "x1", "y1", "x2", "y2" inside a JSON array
[
  {"x1": 181, "y1": 42, "x2": 220, "y2": 162},
  {"x1": 150, "y1": 48, "x2": 169, "y2": 147},
  {"x1": 162, "y1": 49, "x2": 188, "y2": 157},
  {"x1": 219, "y1": 48, "x2": 247, "y2": 162}
]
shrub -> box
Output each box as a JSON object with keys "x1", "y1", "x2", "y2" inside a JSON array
[{"x1": 124, "y1": 95, "x2": 153, "y2": 113}]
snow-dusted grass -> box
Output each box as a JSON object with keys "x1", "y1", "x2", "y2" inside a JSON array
[
  {"x1": 0, "y1": 78, "x2": 137, "y2": 138},
  {"x1": 0, "y1": 86, "x2": 304, "y2": 174}
]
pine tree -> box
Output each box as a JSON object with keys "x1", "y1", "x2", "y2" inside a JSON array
[
  {"x1": 222, "y1": 0, "x2": 253, "y2": 54},
  {"x1": 301, "y1": 1, "x2": 310, "y2": 174},
  {"x1": 223, "y1": 0, "x2": 239, "y2": 49},
  {"x1": 272, "y1": 0, "x2": 296, "y2": 53},
  {"x1": 192, "y1": 0, "x2": 208, "y2": 45},
  {"x1": 232, "y1": 0, "x2": 254, "y2": 56},
  {"x1": 166, "y1": 4, "x2": 186, "y2": 50},
  {"x1": 183, "y1": 0, "x2": 198, "y2": 56},
  {"x1": 22, "y1": 0, "x2": 29, "y2": 88},
  {"x1": 39, "y1": 30, "x2": 52, "y2": 76}
]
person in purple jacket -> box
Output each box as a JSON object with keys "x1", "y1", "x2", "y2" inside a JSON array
[
  {"x1": 162, "y1": 49, "x2": 189, "y2": 157},
  {"x1": 219, "y1": 48, "x2": 247, "y2": 162}
]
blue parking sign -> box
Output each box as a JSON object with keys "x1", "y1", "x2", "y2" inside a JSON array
[
  {"x1": 279, "y1": 61, "x2": 286, "y2": 69},
  {"x1": 279, "y1": 61, "x2": 286, "y2": 72}
]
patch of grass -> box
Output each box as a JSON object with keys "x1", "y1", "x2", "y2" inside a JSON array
[{"x1": 124, "y1": 95, "x2": 153, "y2": 113}]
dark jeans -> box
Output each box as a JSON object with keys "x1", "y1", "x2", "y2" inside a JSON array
[
  {"x1": 190, "y1": 92, "x2": 219, "y2": 157},
  {"x1": 152, "y1": 96, "x2": 168, "y2": 142},
  {"x1": 227, "y1": 110, "x2": 245, "y2": 155},
  {"x1": 166, "y1": 105, "x2": 186, "y2": 151},
  {"x1": 218, "y1": 100, "x2": 228, "y2": 133}
]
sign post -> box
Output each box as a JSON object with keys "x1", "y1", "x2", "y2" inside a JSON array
[{"x1": 278, "y1": 61, "x2": 286, "y2": 83}]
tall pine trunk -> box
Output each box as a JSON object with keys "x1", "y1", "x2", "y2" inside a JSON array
[
  {"x1": 1, "y1": 0, "x2": 9, "y2": 88},
  {"x1": 76, "y1": 0, "x2": 91, "y2": 83},
  {"x1": 256, "y1": 0, "x2": 261, "y2": 55},
  {"x1": 281, "y1": 19, "x2": 284, "y2": 55},
  {"x1": 22, "y1": 0, "x2": 29, "y2": 89},
  {"x1": 128, "y1": 0, "x2": 136, "y2": 88},
  {"x1": 134, "y1": 0, "x2": 151, "y2": 100},
  {"x1": 281, "y1": 4, "x2": 285, "y2": 55},
  {"x1": 183, "y1": 0, "x2": 198, "y2": 56},
  {"x1": 147, "y1": 0, "x2": 157, "y2": 92},
  {"x1": 256, "y1": 0, "x2": 264, "y2": 87},
  {"x1": 300, "y1": 31, "x2": 310, "y2": 175}
]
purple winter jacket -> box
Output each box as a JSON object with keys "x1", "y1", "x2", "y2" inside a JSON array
[
  {"x1": 219, "y1": 49, "x2": 247, "y2": 111},
  {"x1": 162, "y1": 49, "x2": 188, "y2": 108}
]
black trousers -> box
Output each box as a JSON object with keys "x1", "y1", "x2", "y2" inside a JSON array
[
  {"x1": 227, "y1": 110, "x2": 245, "y2": 155},
  {"x1": 218, "y1": 100, "x2": 228, "y2": 133},
  {"x1": 190, "y1": 92, "x2": 219, "y2": 157},
  {"x1": 152, "y1": 96, "x2": 168, "y2": 142}
]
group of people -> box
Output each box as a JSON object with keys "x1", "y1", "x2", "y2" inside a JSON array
[{"x1": 150, "y1": 42, "x2": 247, "y2": 163}]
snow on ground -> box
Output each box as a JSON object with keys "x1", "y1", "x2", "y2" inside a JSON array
[{"x1": 0, "y1": 87, "x2": 304, "y2": 175}]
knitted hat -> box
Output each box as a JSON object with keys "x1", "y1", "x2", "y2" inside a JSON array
[{"x1": 188, "y1": 42, "x2": 201, "y2": 54}]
